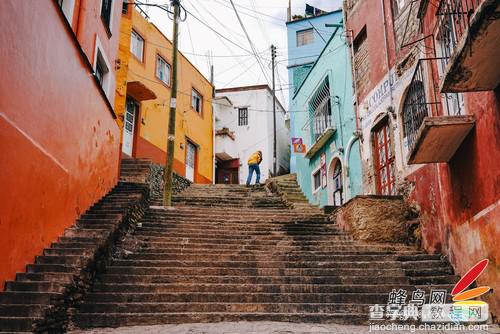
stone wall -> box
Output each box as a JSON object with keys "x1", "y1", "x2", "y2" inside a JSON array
[
  {"x1": 332, "y1": 195, "x2": 416, "y2": 244},
  {"x1": 146, "y1": 163, "x2": 191, "y2": 199}
]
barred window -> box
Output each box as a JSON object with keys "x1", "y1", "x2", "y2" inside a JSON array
[
  {"x1": 238, "y1": 108, "x2": 248, "y2": 126},
  {"x1": 308, "y1": 77, "x2": 332, "y2": 141}
]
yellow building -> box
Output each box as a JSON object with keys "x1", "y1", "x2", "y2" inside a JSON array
[{"x1": 115, "y1": 5, "x2": 213, "y2": 183}]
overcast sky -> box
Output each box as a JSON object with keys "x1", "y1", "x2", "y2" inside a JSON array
[{"x1": 143, "y1": 0, "x2": 343, "y2": 108}]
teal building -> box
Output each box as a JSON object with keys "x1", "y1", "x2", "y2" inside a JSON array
[{"x1": 290, "y1": 18, "x2": 363, "y2": 207}]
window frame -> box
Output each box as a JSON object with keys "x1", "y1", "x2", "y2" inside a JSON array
[
  {"x1": 100, "y1": 0, "x2": 114, "y2": 35},
  {"x1": 296, "y1": 28, "x2": 314, "y2": 47},
  {"x1": 191, "y1": 88, "x2": 203, "y2": 113},
  {"x1": 155, "y1": 54, "x2": 171, "y2": 87},
  {"x1": 238, "y1": 107, "x2": 248, "y2": 126},
  {"x1": 130, "y1": 29, "x2": 145, "y2": 63},
  {"x1": 312, "y1": 169, "x2": 322, "y2": 192}
]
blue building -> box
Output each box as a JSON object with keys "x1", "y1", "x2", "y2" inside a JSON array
[
  {"x1": 286, "y1": 10, "x2": 342, "y2": 172},
  {"x1": 289, "y1": 16, "x2": 363, "y2": 207}
]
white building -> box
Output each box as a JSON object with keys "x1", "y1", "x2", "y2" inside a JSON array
[{"x1": 213, "y1": 85, "x2": 290, "y2": 184}]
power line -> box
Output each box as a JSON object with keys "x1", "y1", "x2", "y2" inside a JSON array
[{"x1": 229, "y1": 0, "x2": 272, "y2": 86}]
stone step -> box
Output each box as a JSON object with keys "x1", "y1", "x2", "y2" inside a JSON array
[
  {"x1": 81, "y1": 291, "x2": 390, "y2": 304},
  {"x1": 73, "y1": 312, "x2": 372, "y2": 327},
  {"x1": 104, "y1": 266, "x2": 450, "y2": 277},
  {"x1": 0, "y1": 292, "x2": 62, "y2": 305},
  {"x1": 78, "y1": 302, "x2": 372, "y2": 314},
  {"x1": 43, "y1": 248, "x2": 90, "y2": 256},
  {"x1": 35, "y1": 255, "x2": 90, "y2": 266},
  {"x1": 90, "y1": 283, "x2": 453, "y2": 294},
  {"x1": 133, "y1": 227, "x2": 347, "y2": 237},
  {"x1": 0, "y1": 304, "x2": 48, "y2": 318},
  {"x1": 125, "y1": 253, "x2": 441, "y2": 262},
  {"x1": 15, "y1": 273, "x2": 74, "y2": 284},
  {"x1": 26, "y1": 263, "x2": 76, "y2": 274},
  {"x1": 0, "y1": 317, "x2": 39, "y2": 332},
  {"x1": 132, "y1": 246, "x2": 420, "y2": 254},
  {"x1": 96, "y1": 274, "x2": 413, "y2": 285},
  {"x1": 4, "y1": 281, "x2": 65, "y2": 293},
  {"x1": 132, "y1": 235, "x2": 354, "y2": 245},
  {"x1": 109, "y1": 259, "x2": 448, "y2": 271}
]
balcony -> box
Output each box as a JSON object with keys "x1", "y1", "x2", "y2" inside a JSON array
[
  {"x1": 304, "y1": 97, "x2": 336, "y2": 159},
  {"x1": 404, "y1": 59, "x2": 475, "y2": 164},
  {"x1": 215, "y1": 128, "x2": 238, "y2": 161},
  {"x1": 437, "y1": 0, "x2": 500, "y2": 92}
]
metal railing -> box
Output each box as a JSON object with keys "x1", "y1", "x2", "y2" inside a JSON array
[
  {"x1": 436, "y1": 0, "x2": 481, "y2": 67},
  {"x1": 312, "y1": 98, "x2": 333, "y2": 141},
  {"x1": 404, "y1": 58, "x2": 464, "y2": 149}
]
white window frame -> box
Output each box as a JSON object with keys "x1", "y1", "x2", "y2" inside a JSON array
[
  {"x1": 58, "y1": 0, "x2": 76, "y2": 26},
  {"x1": 296, "y1": 28, "x2": 314, "y2": 47},
  {"x1": 311, "y1": 166, "x2": 322, "y2": 194},
  {"x1": 192, "y1": 89, "x2": 202, "y2": 113},
  {"x1": 156, "y1": 55, "x2": 171, "y2": 86},
  {"x1": 99, "y1": 0, "x2": 115, "y2": 34},
  {"x1": 130, "y1": 30, "x2": 144, "y2": 62},
  {"x1": 93, "y1": 36, "x2": 114, "y2": 102}
]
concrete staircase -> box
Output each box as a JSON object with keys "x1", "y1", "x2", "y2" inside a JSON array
[
  {"x1": 73, "y1": 182, "x2": 458, "y2": 328},
  {"x1": 268, "y1": 174, "x2": 323, "y2": 214},
  {"x1": 0, "y1": 159, "x2": 152, "y2": 333}
]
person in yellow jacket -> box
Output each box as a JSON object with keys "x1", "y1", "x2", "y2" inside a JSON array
[{"x1": 246, "y1": 150, "x2": 263, "y2": 186}]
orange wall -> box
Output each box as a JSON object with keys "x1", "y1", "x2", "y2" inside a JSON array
[
  {"x1": 0, "y1": 1, "x2": 121, "y2": 287},
  {"x1": 115, "y1": 8, "x2": 214, "y2": 183}
]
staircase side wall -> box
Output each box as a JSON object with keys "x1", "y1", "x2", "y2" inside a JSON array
[{"x1": 0, "y1": 1, "x2": 121, "y2": 288}]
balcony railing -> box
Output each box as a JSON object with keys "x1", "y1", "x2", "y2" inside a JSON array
[
  {"x1": 436, "y1": 0, "x2": 481, "y2": 69},
  {"x1": 404, "y1": 58, "x2": 465, "y2": 150}
]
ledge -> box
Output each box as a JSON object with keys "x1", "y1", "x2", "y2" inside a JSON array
[
  {"x1": 440, "y1": 0, "x2": 500, "y2": 92},
  {"x1": 408, "y1": 115, "x2": 475, "y2": 165},
  {"x1": 305, "y1": 128, "x2": 336, "y2": 159},
  {"x1": 127, "y1": 81, "x2": 157, "y2": 101}
]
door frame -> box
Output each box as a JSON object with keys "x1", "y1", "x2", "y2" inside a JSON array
[
  {"x1": 185, "y1": 138, "x2": 199, "y2": 182},
  {"x1": 371, "y1": 115, "x2": 396, "y2": 195},
  {"x1": 123, "y1": 96, "x2": 141, "y2": 157}
]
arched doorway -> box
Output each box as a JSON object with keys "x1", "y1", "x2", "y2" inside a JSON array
[{"x1": 329, "y1": 158, "x2": 344, "y2": 206}]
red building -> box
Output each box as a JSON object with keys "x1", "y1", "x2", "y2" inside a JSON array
[
  {"x1": 0, "y1": 0, "x2": 123, "y2": 287},
  {"x1": 344, "y1": 0, "x2": 499, "y2": 317}
]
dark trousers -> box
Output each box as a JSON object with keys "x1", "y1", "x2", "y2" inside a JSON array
[{"x1": 246, "y1": 164, "x2": 261, "y2": 185}]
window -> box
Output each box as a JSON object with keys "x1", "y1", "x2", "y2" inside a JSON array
[
  {"x1": 308, "y1": 77, "x2": 332, "y2": 141},
  {"x1": 57, "y1": 0, "x2": 75, "y2": 25},
  {"x1": 122, "y1": 0, "x2": 128, "y2": 14},
  {"x1": 238, "y1": 108, "x2": 248, "y2": 126},
  {"x1": 402, "y1": 80, "x2": 427, "y2": 140},
  {"x1": 392, "y1": 0, "x2": 407, "y2": 18},
  {"x1": 313, "y1": 170, "x2": 321, "y2": 191},
  {"x1": 353, "y1": 26, "x2": 370, "y2": 98},
  {"x1": 156, "y1": 55, "x2": 171, "y2": 86},
  {"x1": 95, "y1": 49, "x2": 109, "y2": 87},
  {"x1": 101, "y1": 0, "x2": 113, "y2": 30},
  {"x1": 296, "y1": 28, "x2": 314, "y2": 47},
  {"x1": 192, "y1": 89, "x2": 202, "y2": 113},
  {"x1": 130, "y1": 30, "x2": 144, "y2": 62}
]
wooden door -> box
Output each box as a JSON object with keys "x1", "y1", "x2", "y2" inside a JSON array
[{"x1": 373, "y1": 122, "x2": 396, "y2": 195}]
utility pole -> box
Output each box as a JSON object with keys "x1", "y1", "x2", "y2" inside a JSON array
[
  {"x1": 163, "y1": 0, "x2": 181, "y2": 207},
  {"x1": 271, "y1": 44, "x2": 277, "y2": 177}
]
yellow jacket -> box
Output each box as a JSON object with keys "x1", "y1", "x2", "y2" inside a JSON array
[{"x1": 248, "y1": 152, "x2": 262, "y2": 165}]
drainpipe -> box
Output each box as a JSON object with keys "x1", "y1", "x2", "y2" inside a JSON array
[
  {"x1": 381, "y1": 0, "x2": 394, "y2": 108},
  {"x1": 341, "y1": 9, "x2": 361, "y2": 133},
  {"x1": 344, "y1": 132, "x2": 361, "y2": 199}
]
